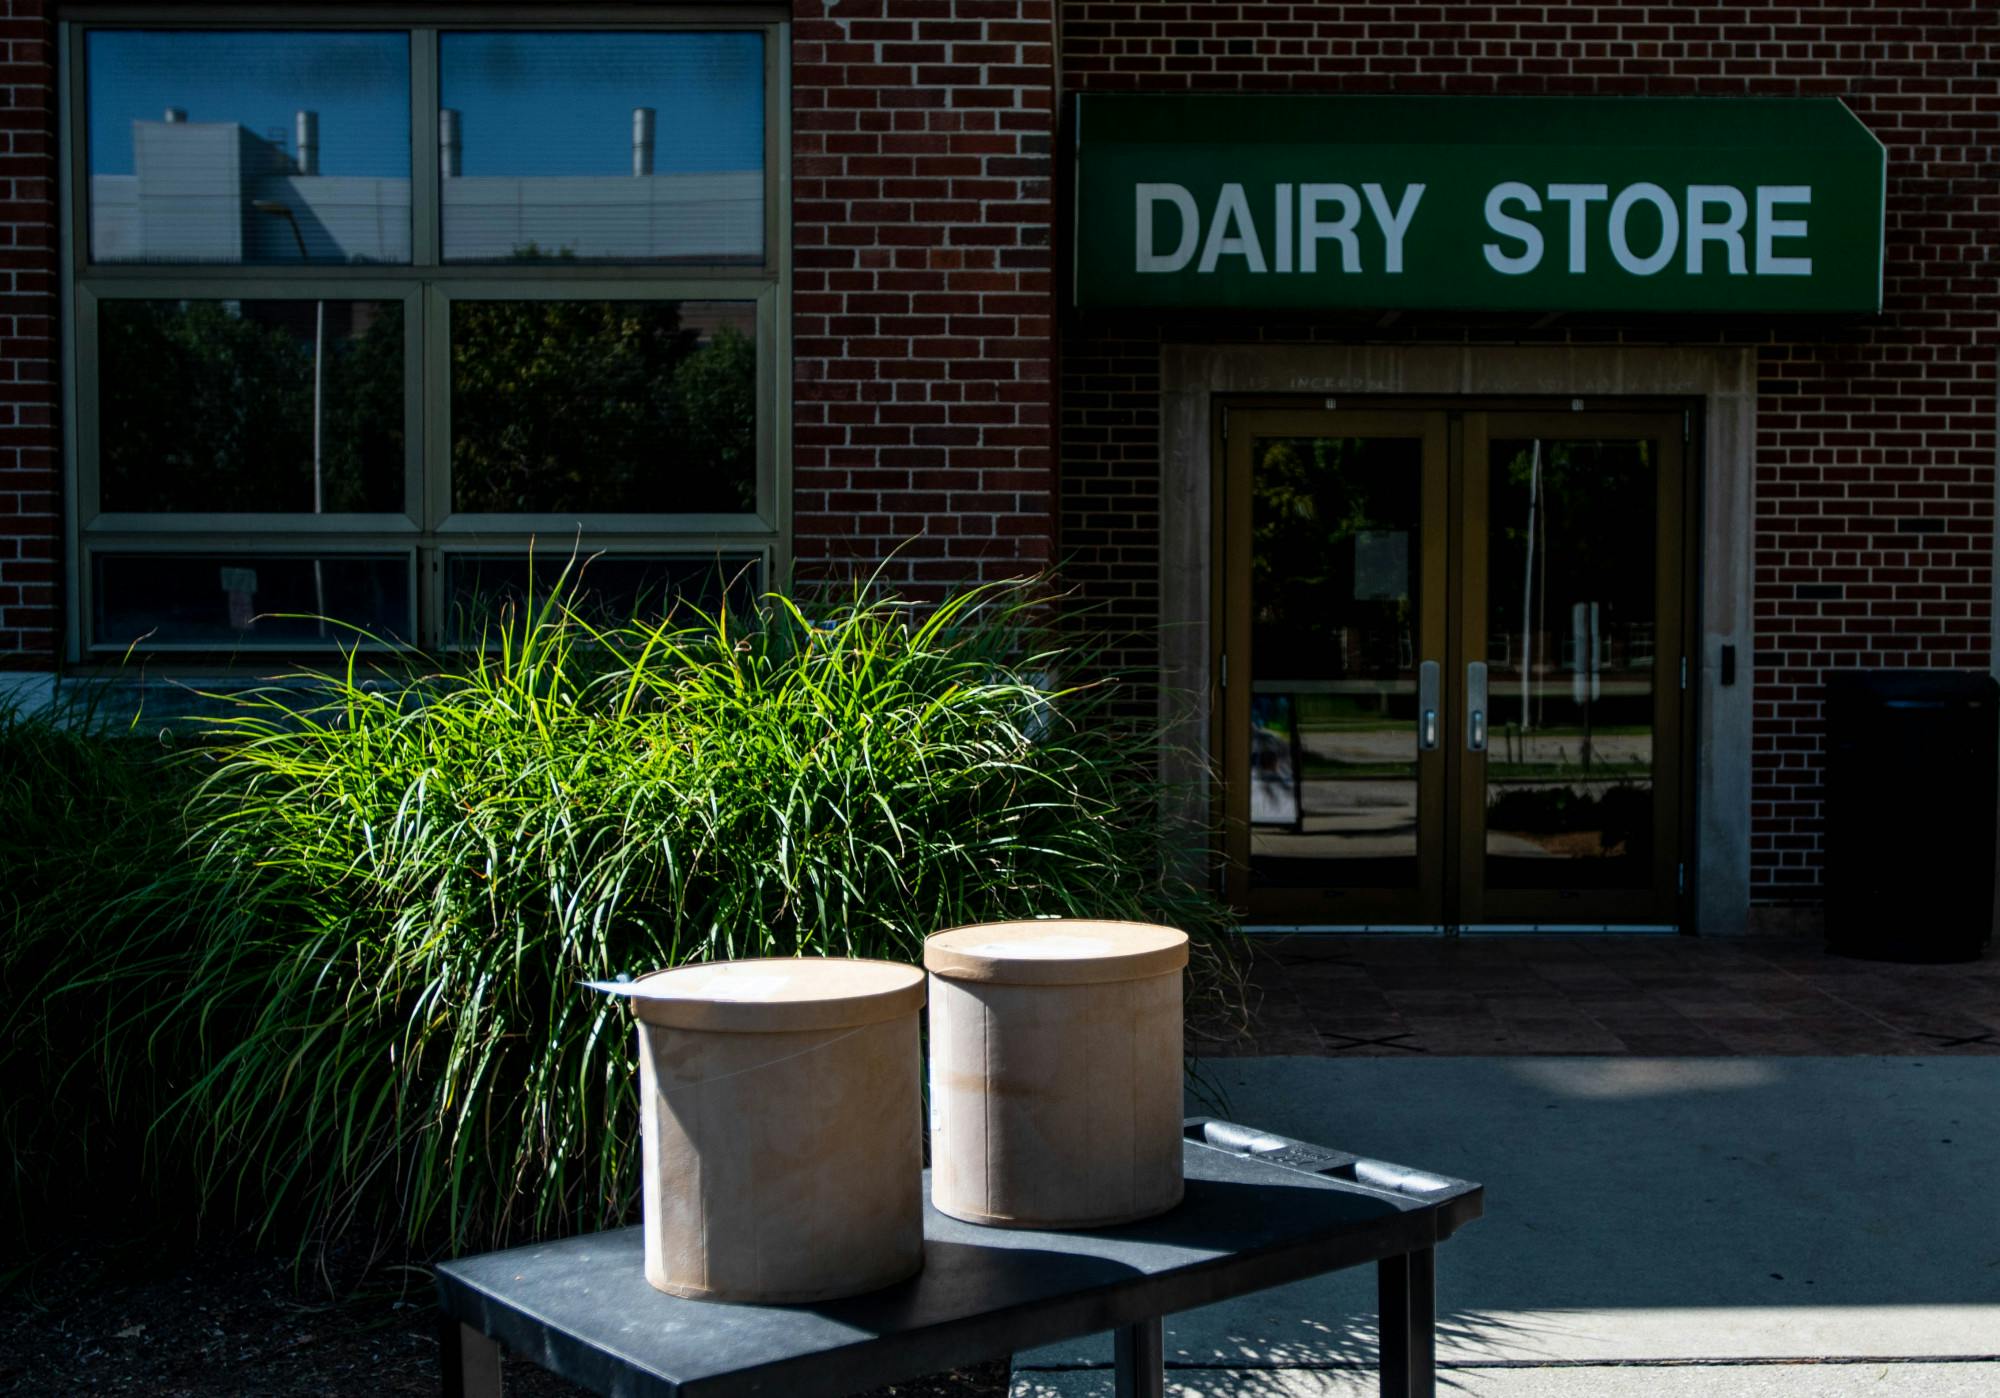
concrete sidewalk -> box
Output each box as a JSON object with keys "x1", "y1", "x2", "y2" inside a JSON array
[
  {"x1": 1012, "y1": 1363, "x2": 1999, "y2": 1396},
  {"x1": 1011, "y1": 1057, "x2": 2000, "y2": 1395}
]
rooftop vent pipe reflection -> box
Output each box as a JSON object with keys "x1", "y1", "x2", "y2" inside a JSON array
[
  {"x1": 439, "y1": 107, "x2": 462, "y2": 178},
  {"x1": 633, "y1": 106, "x2": 656, "y2": 177}
]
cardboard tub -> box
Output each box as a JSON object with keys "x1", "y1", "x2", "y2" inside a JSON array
[
  {"x1": 924, "y1": 920, "x2": 1190, "y2": 1229},
  {"x1": 613, "y1": 957, "x2": 927, "y2": 1302}
]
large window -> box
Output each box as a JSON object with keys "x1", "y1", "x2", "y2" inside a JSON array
[{"x1": 66, "y1": 17, "x2": 783, "y2": 654}]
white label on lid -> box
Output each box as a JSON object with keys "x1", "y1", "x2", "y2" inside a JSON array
[{"x1": 965, "y1": 935, "x2": 1117, "y2": 959}]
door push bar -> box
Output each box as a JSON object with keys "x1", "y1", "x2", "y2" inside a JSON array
[
  {"x1": 1466, "y1": 661, "x2": 1488, "y2": 752},
  {"x1": 1418, "y1": 661, "x2": 1440, "y2": 751}
]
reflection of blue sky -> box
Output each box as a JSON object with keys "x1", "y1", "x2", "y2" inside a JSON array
[
  {"x1": 440, "y1": 32, "x2": 763, "y2": 176},
  {"x1": 88, "y1": 31, "x2": 410, "y2": 177},
  {"x1": 88, "y1": 29, "x2": 764, "y2": 180}
]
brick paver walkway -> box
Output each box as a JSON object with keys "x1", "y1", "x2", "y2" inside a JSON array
[{"x1": 1191, "y1": 935, "x2": 2000, "y2": 1057}]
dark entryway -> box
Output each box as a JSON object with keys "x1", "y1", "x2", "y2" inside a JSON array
[{"x1": 1216, "y1": 404, "x2": 1696, "y2": 932}]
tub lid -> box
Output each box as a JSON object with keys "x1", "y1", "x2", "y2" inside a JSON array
[
  {"x1": 610, "y1": 957, "x2": 925, "y2": 1032},
  {"x1": 924, "y1": 920, "x2": 1189, "y2": 986}
]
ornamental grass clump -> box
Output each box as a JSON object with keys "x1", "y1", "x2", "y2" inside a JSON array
[{"x1": 31, "y1": 578, "x2": 1231, "y2": 1259}]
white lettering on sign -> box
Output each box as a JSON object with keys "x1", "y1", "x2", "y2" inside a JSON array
[
  {"x1": 1686, "y1": 185, "x2": 1749, "y2": 274},
  {"x1": 1608, "y1": 183, "x2": 1678, "y2": 275},
  {"x1": 1274, "y1": 183, "x2": 1295, "y2": 273},
  {"x1": 1300, "y1": 183, "x2": 1361, "y2": 273},
  {"x1": 1756, "y1": 186, "x2": 1813, "y2": 275},
  {"x1": 1199, "y1": 182, "x2": 1265, "y2": 272},
  {"x1": 1134, "y1": 181, "x2": 1428, "y2": 275},
  {"x1": 1133, "y1": 180, "x2": 1813, "y2": 281},
  {"x1": 1546, "y1": 184, "x2": 1608, "y2": 272},
  {"x1": 1480, "y1": 181, "x2": 1814, "y2": 278},
  {"x1": 1482, "y1": 182, "x2": 1543, "y2": 274},
  {"x1": 1364, "y1": 183, "x2": 1425, "y2": 273},
  {"x1": 1135, "y1": 183, "x2": 1199, "y2": 273}
]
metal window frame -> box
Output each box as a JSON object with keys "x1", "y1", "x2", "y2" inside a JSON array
[
  {"x1": 436, "y1": 539, "x2": 772, "y2": 650},
  {"x1": 87, "y1": 543, "x2": 421, "y2": 654},
  {"x1": 423, "y1": 278, "x2": 778, "y2": 537},
  {"x1": 58, "y1": 7, "x2": 791, "y2": 663},
  {"x1": 76, "y1": 279, "x2": 428, "y2": 535}
]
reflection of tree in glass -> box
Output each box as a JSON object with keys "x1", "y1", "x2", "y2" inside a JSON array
[
  {"x1": 1487, "y1": 782, "x2": 1650, "y2": 860},
  {"x1": 667, "y1": 325, "x2": 757, "y2": 503},
  {"x1": 321, "y1": 305, "x2": 406, "y2": 510},
  {"x1": 450, "y1": 300, "x2": 756, "y2": 515},
  {"x1": 99, "y1": 300, "x2": 403, "y2": 513},
  {"x1": 1490, "y1": 439, "x2": 1654, "y2": 672},
  {"x1": 1251, "y1": 436, "x2": 1417, "y2": 683}
]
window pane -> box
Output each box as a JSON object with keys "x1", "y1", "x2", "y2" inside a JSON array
[
  {"x1": 87, "y1": 31, "x2": 411, "y2": 265},
  {"x1": 446, "y1": 553, "x2": 761, "y2": 642},
  {"x1": 438, "y1": 31, "x2": 763, "y2": 263},
  {"x1": 93, "y1": 552, "x2": 411, "y2": 648},
  {"x1": 1484, "y1": 438, "x2": 1657, "y2": 890},
  {"x1": 1247, "y1": 435, "x2": 1424, "y2": 893},
  {"x1": 98, "y1": 299, "x2": 406, "y2": 514},
  {"x1": 449, "y1": 300, "x2": 756, "y2": 515}
]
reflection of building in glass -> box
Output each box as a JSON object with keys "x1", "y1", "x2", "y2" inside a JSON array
[
  {"x1": 93, "y1": 109, "x2": 409, "y2": 263},
  {"x1": 92, "y1": 107, "x2": 761, "y2": 263}
]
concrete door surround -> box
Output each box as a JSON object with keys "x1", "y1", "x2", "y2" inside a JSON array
[{"x1": 1158, "y1": 343, "x2": 1755, "y2": 937}]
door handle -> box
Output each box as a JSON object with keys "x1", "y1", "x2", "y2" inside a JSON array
[
  {"x1": 1466, "y1": 661, "x2": 1488, "y2": 752},
  {"x1": 1418, "y1": 660, "x2": 1440, "y2": 751}
]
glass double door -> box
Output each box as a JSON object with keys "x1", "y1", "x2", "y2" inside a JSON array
[{"x1": 1219, "y1": 408, "x2": 1688, "y2": 930}]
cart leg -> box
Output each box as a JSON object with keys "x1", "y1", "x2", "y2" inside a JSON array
[
  {"x1": 441, "y1": 1317, "x2": 504, "y2": 1398},
  {"x1": 1377, "y1": 1248, "x2": 1436, "y2": 1397},
  {"x1": 1114, "y1": 1314, "x2": 1165, "y2": 1398}
]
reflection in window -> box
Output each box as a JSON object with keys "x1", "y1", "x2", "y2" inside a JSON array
[
  {"x1": 93, "y1": 552, "x2": 411, "y2": 648},
  {"x1": 438, "y1": 31, "x2": 764, "y2": 262},
  {"x1": 73, "y1": 20, "x2": 779, "y2": 654},
  {"x1": 445, "y1": 554, "x2": 761, "y2": 643},
  {"x1": 99, "y1": 299, "x2": 405, "y2": 514},
  {"x1": 1252, "y1": 436, "x2": 1420, "y2": 684},
  {"x1": 449, "y1": 300, "x2": 756, "y2": 515},
  {"x1": 1249, "y1": 436, "x2": 1424, "y2": 889},
  {"x1": 1484, "y1": 438, "x2": 1656, "y2": 888},
  {"x1": 86, "y1": 31, "x2": 411, "y2": 264}
]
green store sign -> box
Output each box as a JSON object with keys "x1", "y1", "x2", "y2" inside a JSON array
[{"x1": 1072, "y1": 96, "x2": 1886, "y2": 313}]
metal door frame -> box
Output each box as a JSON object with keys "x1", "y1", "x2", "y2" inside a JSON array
[
  {"x1": 1214, "y1": 397, "x2": 1699, "y2": 934},
  {"x1": 1215, "y1": 408, "x2": 1450, "y2": 927},
  {"x1": 1454, "y1": 410, "x2": 1688, "y2": 930}
]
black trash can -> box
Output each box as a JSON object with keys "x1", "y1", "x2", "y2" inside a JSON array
[{"x1": 1823, "y1": 670, "x2": 1998, "y2": 962}]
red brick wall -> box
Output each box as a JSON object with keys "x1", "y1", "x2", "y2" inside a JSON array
[
  {"x1": 7, "y1": 3, "x2": 1992, "y2": 911},
  {"x1": 0, "y1": 0, "x2": 56, "y2": 667},
  {"x1": 3, "y1": 3, "x2": 1065, "y2": 656},
  {"x1": 789, "y1": 0, "x2": 1059, "y2": 591},
  {"x1": 1057, "y1": 1, "x2": 1999, "y2": 905}
]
